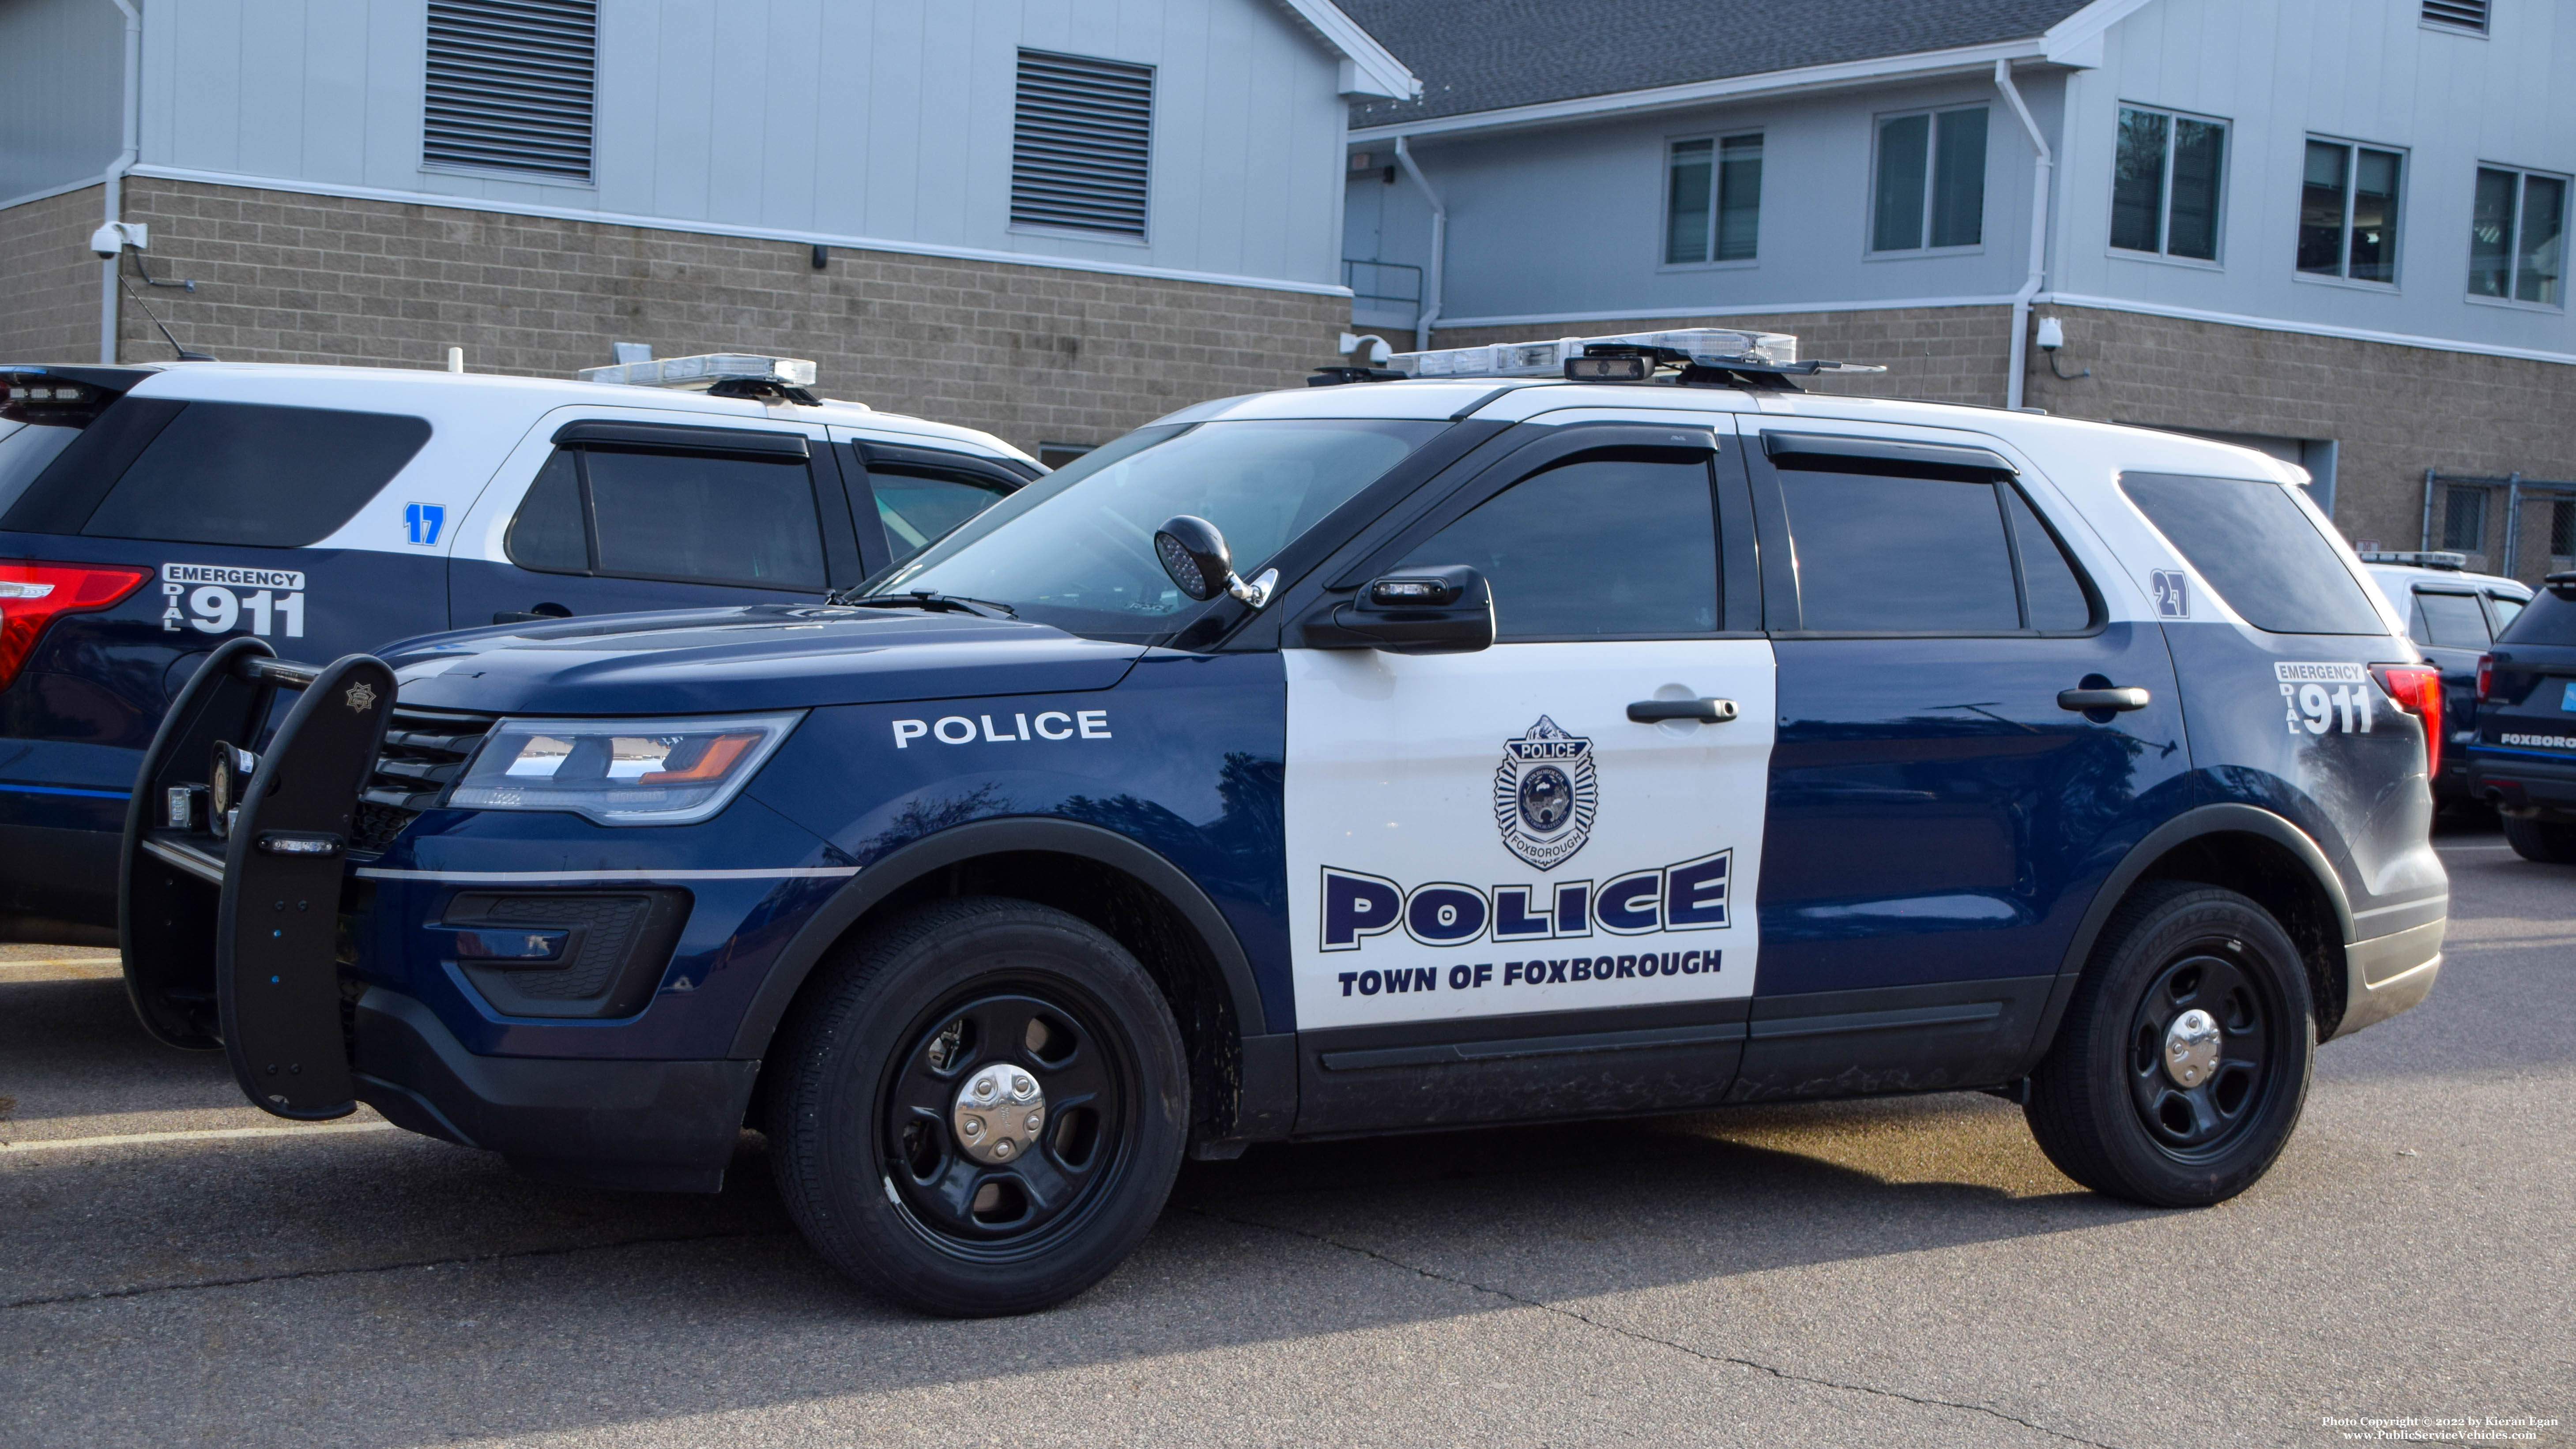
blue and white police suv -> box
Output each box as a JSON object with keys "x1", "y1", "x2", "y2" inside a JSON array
[
  {"x1": 117, "y1": 329, "x2": 2448, "y2": 1317},
  {"x1": 0, "y1": 355, "x2": 1032, "y2": 941}
]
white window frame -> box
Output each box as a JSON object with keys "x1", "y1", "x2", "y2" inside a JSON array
[
  {"x1": 2105, "y1": 103, "x2": 2230, "y2": 269},
  {"x1": 2465, "y1": 161, "x2": 2569, "y2": 312},
  {"x1": 2295, "y1": 135, "x2": 2409, "y2": 291},
  {"x1": 1866, "y1": 103, "x2": 1989, "y2": 257},
  {"x1": 1659, "y1": 129, "x2": 1764, "y2": 271}
]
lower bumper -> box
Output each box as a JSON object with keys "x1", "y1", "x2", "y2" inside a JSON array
[
  {"x1": 2327, "y1": 919, "x2": 2444, "y2": 1041},
  {"x1": 2467, "y1": 753, "x2": 2576, "y2": 818},
  {"x1": 354, "y1": 987, "x2": 758, "y2": 1193}
]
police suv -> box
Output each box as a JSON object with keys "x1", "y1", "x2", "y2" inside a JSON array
[
  {"x1": 116, "y1": 328, "x2": 2448, "y2": 1317},
  {"x1": 2356, "y1": 550, "x2": 2531, "y2": 807},
  {"x1": 0, "y1": 356, "x2": 1032, "y2": 940},
  {"x1": 2465, "y1": 568, "x2": 2576, "y2": 861}
]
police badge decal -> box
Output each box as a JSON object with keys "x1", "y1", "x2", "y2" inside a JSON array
[{"x1": 1492, "y1": 716, "x2": 1598, "y2": 870}]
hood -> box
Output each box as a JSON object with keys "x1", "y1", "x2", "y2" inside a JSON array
[{"x1": 381, "y1": 605, "x2": 1145, "y2": 716}]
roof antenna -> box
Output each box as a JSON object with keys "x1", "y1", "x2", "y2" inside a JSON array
[{"x1": 115, "y1": 272, "x2": 213, "y2": 361}]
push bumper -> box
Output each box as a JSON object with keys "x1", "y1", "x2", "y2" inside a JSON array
[
  {"x1": 2328, "y1": 918, "x2": 2444, "y2": 1040},
  {"x1": 354, "y1": 987, "x2": 756, "y2": 1193}
]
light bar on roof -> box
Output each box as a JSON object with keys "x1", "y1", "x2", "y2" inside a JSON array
[
  {"x1": 575, "y1": 353, "x2": 818, "y2": 390},
  {"x1": 1391, "y1": 328, "x2": 1800, "y2": 379}
]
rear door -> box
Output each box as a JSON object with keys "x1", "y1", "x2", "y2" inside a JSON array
[
  {"x1": 447, "y1": 414, "x2": 863, "y2": 627},
  {"x1": 1735, "y1": 420, "x2": 2190, "y2": 1099},
  {"x1": 1283, "y1": 422, "x2": 1773, "y2": 1133}
]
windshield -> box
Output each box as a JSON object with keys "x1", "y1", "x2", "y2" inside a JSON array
[{"x1": 871, "y1": 418, "x2": 1444, "y2": 636}]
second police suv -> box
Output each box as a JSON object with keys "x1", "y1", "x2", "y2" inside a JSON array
[{"x1": 120, "y1": 329, "x2": 2449, "y2": 1317}]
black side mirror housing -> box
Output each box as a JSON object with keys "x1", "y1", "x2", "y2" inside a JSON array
[{"x1": 1298, "y1": 564, "x2": 1495, "y2": 655}]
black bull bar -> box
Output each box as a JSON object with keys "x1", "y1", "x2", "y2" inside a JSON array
[{"x1": 118, "y1": 635, "x2": 398, "y2": 1120}]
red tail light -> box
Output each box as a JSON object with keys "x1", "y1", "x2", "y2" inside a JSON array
[
  {"x1": 0, "y1": 561, "x2": 152, "y2": 691},
  {"x1": 2374, "y1": 664, "x2": 2444, "y2": 780},
  {"x1": 2476, "y1": 653, "x2": 2493, "y2": 702}
]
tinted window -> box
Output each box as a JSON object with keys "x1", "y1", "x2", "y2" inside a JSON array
[
  {"x1": 2410, "y1": 591, "x2": 2490, "y2": 648},
  {"x1": 0, "y1": 422, "x2": 79, "y2": 518},
  {"x1": 873, "y1": 467, "x2": 1014, "y2": 566},
  {"x1": 1406, "y1": 454, "x2": 1718, "y2": 637},
  {"x1": 2500, "y1": 587, "x2": 2576, "y2": 647},
  {"x1": 80, "y1": 402, "x2": 429, "y2": 547},
  {"x1": 2489, "y1": 594, "x2": 2526, "y2": 632},
  {"x1": 1781, "y1": 467, "x2": 2019, "y2": 632},
  {"x1": 508, "y1": 451, "x2": 588, "y2": 572},
  {"x1": 2119, "y1": 472, "x2": 2385, "y2": 634},
  {"x1": 2005, "y1": 486, "x2": 2093, "y2": 631},
  {"x1": 585, "y1": 448, "x2": 824, "y2": 588}
]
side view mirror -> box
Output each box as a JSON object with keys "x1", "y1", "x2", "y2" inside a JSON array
[
  {"x1": 1298, "y1": 564, "x2": 1495, "y2": 655},
  {"x1": 1153, "y1": 515, "x2": 1275, "y2": 608}
]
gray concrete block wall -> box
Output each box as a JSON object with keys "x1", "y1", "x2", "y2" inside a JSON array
[
  {"x1": 0, "y1": 185, "x2": 109, "y2": 364},
  {"x1": 91, "y1": 177, "x2": 1349, "y2": 453}
]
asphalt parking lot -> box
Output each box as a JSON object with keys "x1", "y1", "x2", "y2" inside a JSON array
[{"x1": 2, "y1": 824, "x2": 2567, "y2": 1449}]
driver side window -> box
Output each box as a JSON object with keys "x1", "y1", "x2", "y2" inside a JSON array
[{"x1": 1403, "y1": 451, "x2": 1721, "y2": 638}]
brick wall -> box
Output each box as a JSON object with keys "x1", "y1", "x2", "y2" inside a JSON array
[
  {"x1": 0, "y1": 185, "x2": 108, "y2": 363},
  {"x1": 87, "y1": 176, "x2": 1348, "y2": 454},
  {"x1": 2025, "y1": 305, "x2": 2576, "y2": 580}
]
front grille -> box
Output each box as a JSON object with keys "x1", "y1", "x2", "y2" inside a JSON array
[{"x1": 350, "y1": 704, "x2": 496, "y2": 857}]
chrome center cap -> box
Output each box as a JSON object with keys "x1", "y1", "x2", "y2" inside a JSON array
[
  {"x1": 952, "y1": 1063, "x2": 1046, "y2": 1165},
  {"x1": 2163, "y1": 1008, "x2": 2222, "y2": 1088}
]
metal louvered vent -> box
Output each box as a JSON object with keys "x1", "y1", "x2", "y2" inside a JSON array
[
  {"x1": 424, "y1": 0, "x2": 598, "y2": 180},
  {"x1": 2422, "y1": 0, "x2": 2491, "y2": 31},
  {"x1": 1011, "y1": 50, "x2": 1154, "y2": 238}
]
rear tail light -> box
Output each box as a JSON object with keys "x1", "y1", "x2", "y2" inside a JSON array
[
  {"x1": 2373, "y1": 664, "x2": 2444, "y2": 780},
  {"x1": 0, "y1": 561, "x2": 152, "y2": 691},
  {"x1": 2476, "y1": 653, "x2": 2493, "y2": 702}
]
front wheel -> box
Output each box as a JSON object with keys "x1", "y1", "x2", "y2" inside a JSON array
[
  {"x1": 767, "y1": 896, "x2": 1189, "y2": 1316},
  {"x1": 2025, "y1": 883, "x2": 2314, "y2": 1208}
]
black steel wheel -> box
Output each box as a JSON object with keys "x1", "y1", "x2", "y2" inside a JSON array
[
  {"x1": 767, "y1": 896, "x2": 1187, "y2": 1316},
  {"x1": 2026, "y1": 883, "x2": 2313, "y2": 1207}
]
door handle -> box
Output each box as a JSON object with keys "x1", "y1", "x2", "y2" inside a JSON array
[
  {"x1": 2058, "y1": 686, "x2": 2151, "y2": 712},
  {"x1": 1627, "y1": 697, "x2": 1740, "y2": 724}
]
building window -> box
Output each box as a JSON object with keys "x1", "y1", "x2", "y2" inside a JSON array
[
  {"x1": 1665, "y1": 134, "x2": 1763, "y2": 264},
  {"x1": 1010, "y1": 50, "x2": 1154, "y2": 239},
  {"x1": 2442, "y1": 485, "x2": 2487, "y2": 553},
  {"x1": 2470, "y1": 165, "x2": 2566, "y2": 305},
  {"x1": 2111, "y1": 105, "x2": 2226, "y2": 261},
  {"x1": 422, "y1": 0, "x2": 598, "y2": 181},
  {"x1": 1872, "y1": 107, "x2": 1987, "y2": 252},
  {"x1": 2552, "y1": 500, "x2": 2576, "y2": 558},
  {"x1": 2423, "y1": 0, "x2": 2491, "y2": 34},
  {"x1": 2299, "y1": 139, "x2": 2403, "y2": 284}
]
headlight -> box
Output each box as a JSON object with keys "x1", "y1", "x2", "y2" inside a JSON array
[{"x1": 448, "y1": 711, "x2": 802, "y2": 826}]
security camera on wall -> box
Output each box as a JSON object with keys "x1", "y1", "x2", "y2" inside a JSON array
[{"x1": 88, "y1": 221, "x2": 148, "y2": 259}]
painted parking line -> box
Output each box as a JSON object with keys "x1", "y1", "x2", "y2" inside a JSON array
[
  {"x1": 0, "y1": 1122, "x2": 397, "y2": 1154},
  {"x1": 0, "y1": 958, "x2": 125, "y2": 983}
]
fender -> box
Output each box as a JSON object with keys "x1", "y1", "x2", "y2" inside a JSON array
[
  {"x1": 2020, "y1": 803, "x2": 2356, "y2": 1067},
  {"x1": 726, "y1": 816, "x2": 1270, "y2": 1061}
]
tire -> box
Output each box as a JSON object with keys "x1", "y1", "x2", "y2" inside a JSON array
[
  {"x1": 2501, "y1": 814, "x2": 2576, "y2": 864},
  {"x1": 2025, "y1": 883, "x2": 2314, "y2": 1208},
  {"x1": 766, "y1": 896, "x2": 1189, "y2": 1316}
]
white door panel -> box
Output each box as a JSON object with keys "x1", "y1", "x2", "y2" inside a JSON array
[{"x1": 1284, "y1": 640, "x2": 1775, "y2": 1029}]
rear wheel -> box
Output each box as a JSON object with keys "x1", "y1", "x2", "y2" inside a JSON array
[
  {"x1": 2026, "y1": 883, "x2": 2313, "y2": 1207},
  {"x1": 767, "y1": 896, "x2": 1188, "y2": 1316},
  {"x1": 2501, "y1": 814, "x2": 2576, "y2": 863}
]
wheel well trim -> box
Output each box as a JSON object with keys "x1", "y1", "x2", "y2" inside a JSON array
[
  {"x1": 725, "y1": 817, "x2": 1268, "y2": 1060},
  {"x1": 2024, "y1": 804, "x2": 2354, "y2": 1066}
]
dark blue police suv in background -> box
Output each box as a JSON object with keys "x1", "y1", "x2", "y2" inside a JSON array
[
  {"x1": 115, "y1": 331, "x2": 2448, "y2": 1317},
  {"x1": 0, "y1": 360, "x2": 1030, "y2": 941},
  {"x1": 2467, "y1": 570, "x2": 2576, "y2": 861}
]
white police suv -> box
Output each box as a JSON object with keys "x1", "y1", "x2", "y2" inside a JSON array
[
  {"x1": 2355, "y1": 551, "x2": 2531, "y2": 807},
  {"x1": 0, "y1": 356, "x2": 1032, "y2": 940},
  {"x1": 117, "y1": 328, "x2": 2447, "y2": 1317}
]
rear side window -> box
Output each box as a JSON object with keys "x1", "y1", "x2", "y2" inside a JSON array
[
  {"x1": 1404, "y1": 452, "x2": 1719, "y2": 637},
  {"x1": 0, "y1": 422, "x2": 80, "y2": 517},
  {"x1": 2500, "y1": 587, "x2": 2576, "y2": 646},
  {"x1": 2489, "y1": 594, "x2": 2526, "y2": 633},
  {"x1": 79, "y1": 403, "x2": 430, "y2": 547},
  {"x1": 1774, "y1": 461, "x2": 2092, "y2": 633},
  {"x1": 2119, "y1": 472, "x2": 2385, "y2": 635},
  {"x1": 2410, "y1": 590, "x2": 2491, "y2": 648},
  {"x1": 506, "y1": 445, "x2": 826, "y2": 590},
  {"x1": 871, "y1": 467, "x2": 1014, "y2": 566}
]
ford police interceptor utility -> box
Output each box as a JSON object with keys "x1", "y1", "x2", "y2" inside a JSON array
[
  {"x1": 2466, "y1": 568, "x2": 2576, "y2": 861},
  {"x1": 114, "y1": 328, "x2": 2448, "y2": 1317},
  {"x1": 2356, "y1": 550, "x2": 2530, "y2": 808},
  {"x1": 0, "y1": 356, "x2": 1032, "y2": 941}
]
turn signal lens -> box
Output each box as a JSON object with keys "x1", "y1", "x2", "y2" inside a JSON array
[
  {"x1": 2475, "y1": 653, "x2": 2493, "y2": 702},
  {"x1": 2373, "y1": 664, "x2": 2444, "y2": 780},
  {"x1": 0, "y1": 561, "x2": 151, "y2": 691}
]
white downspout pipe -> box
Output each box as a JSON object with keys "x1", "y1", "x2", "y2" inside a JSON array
[
  {"x1": 1393, "y1": 135, "x2": 1445, "y2": 351},
  {"x1": 99, "y1": 0, "x2": 142, "y2": 365},
  {"x1": 1993, "y1": 58, "x2": 2051, "y2": 412}
]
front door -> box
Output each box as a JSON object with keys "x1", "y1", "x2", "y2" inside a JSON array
[{"x1": 1283, "y1": 424, "x2": 1776, "y2": 1133}]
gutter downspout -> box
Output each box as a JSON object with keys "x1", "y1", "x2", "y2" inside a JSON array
[
  {"x1": 1993, "y1": 58, "x2": 2050, "y2": 413},
  {"x1": 1393, "y1": 135, "x2": 1445, "y2": 351},
  {"x1": 99, "y1": 0, "x2": 142, "y2": 365}
]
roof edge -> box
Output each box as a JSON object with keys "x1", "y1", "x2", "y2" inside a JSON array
[{"x1": 1273, "y1": 0, "x2": 1421, "y2": 100}]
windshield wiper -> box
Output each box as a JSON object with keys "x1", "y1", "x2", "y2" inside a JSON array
[{"x1": 823, "y1": 588, "x2": 1017, "y2": 619}]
